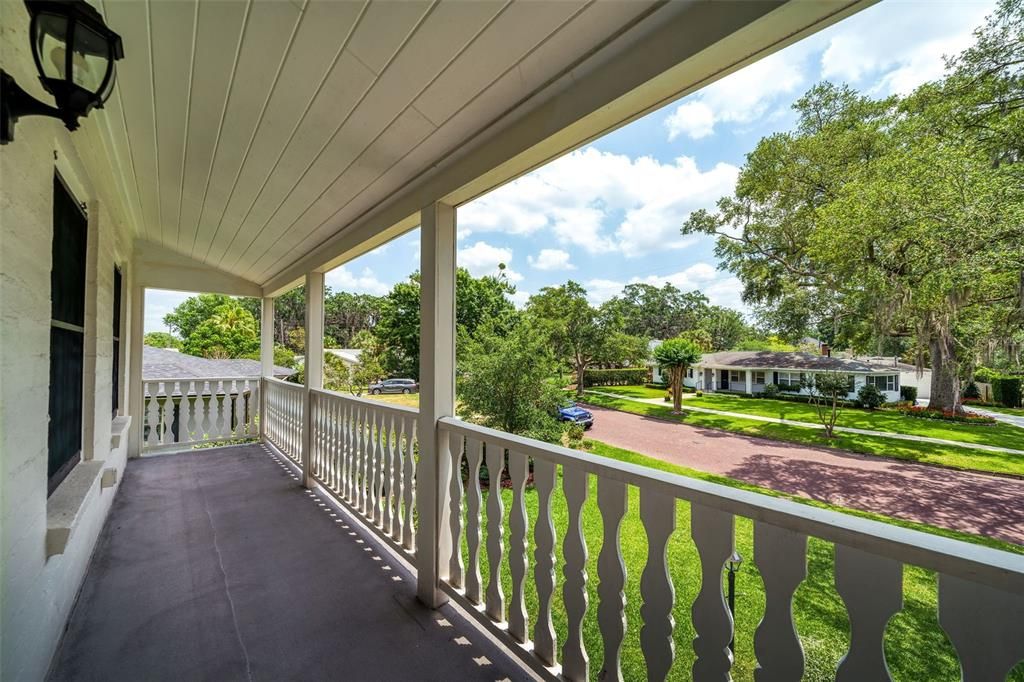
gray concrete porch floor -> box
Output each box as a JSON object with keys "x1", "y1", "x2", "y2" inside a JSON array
[{"x1": 48, "y1": 443, "x2": 529, "y2": 682}]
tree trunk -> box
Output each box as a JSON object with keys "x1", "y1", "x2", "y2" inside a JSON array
[
  {"x1": 927, "y1": 333, "x2": 962, "y2": 413},
  {"x1": 672, "y1": 366, "x2": 683, "y2": 413},
  {"x1": 575, "y1": 363, "x2": 585, "y2": 398}
]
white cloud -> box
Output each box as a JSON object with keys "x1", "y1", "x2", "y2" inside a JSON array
[
  {"x1": 819, "y1": 1, "x2": 991, "y2": 96},
  {"x1": 665, "y1": 51, "x2": 805, "y2": 141},
  {"x1": 528, "y1": 248, "x2": 575, "y2": 271},
  {"x1": 458, "y1": 240, "x2": 523, "y2": 282},
  {"x1": 584, "y1": 262, "x2": 747, "y2": 313},
  {"x1": 459, "y1": 147, "x2": 738, "y2": 259},
  {"x1": 325, "y1": 265, "x2": 390, "y2": 296}
]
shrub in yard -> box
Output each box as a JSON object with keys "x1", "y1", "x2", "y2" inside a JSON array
[
  {"x1": 900, "y1": 385, "x2": 918, "y2": 402},
  {"x1": 856, "y1": 383, "x2": 886, "y2": 410},
  {"x1": 899, "y1": 406, "x2": 996, "y2": 425},
  {"x1": 962, "y1": 382, "x2": 980, "y2": 400},
  {"x1": 581, "y1": 367, "x2": 650, "y2": 387},
  {"x1": 974, "y1": 366, "x2": 999, "y2": 384},
  {"x1": 695, "y1": 390, "x2": 703, "y2": 397},
  {"x1": 761, "y1": 383, "x2": 780, "y2": 398},
  {"x1": 992, "y1": 376, "x2": 1023, "y2": 408},
  {"x1": 562, "y1": 422, "x2": 586, "y2": 450}
]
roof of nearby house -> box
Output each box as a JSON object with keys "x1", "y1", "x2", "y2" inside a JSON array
[
  {"x1": 857, "y1": 356, "x2": 931, "y2": 373},
  {"x1": 697, "y1": 351, "x2": 899, "y2": 373},
  {"x1": 326, "y1": 348, "x2": 362, "y2": 364},
  {"x1": 143, "y1": 346, "x2": 294, "y2": 379}
]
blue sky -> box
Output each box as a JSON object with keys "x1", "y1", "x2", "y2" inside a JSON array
[{"x1": 145, "y1": 0, "x2": 994, "y2": 334}]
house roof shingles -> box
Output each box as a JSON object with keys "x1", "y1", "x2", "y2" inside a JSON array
[
  {"x1": 698, "y1": 351, "x2": 900, "y2": 373},
  {"x1": 143, "y1": 346, "x2": 294, "y2": 380}
]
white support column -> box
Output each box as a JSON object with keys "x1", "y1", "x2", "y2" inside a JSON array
[
  {"x1": 127, "y1": 285, "x2": 145, "y2": 458},
  {"x1": 745, "y1": 369, "x2": 753, "y2": 395},
  {"x1": 302, "y1": 273, "x2": 324, "y2": 488},
  {"x1": 416, "y1": 201, "x2": 456, "y2": 608},
  {"x1": 259, "y1": 297, "x2": 275, "y2": 442}
]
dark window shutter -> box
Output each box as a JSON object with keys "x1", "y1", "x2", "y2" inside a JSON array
[
  {"x1": 773, "y1": 371, "x2": 779, "y2": 385},
  {"x1": 48, "y1": 174, "x2": 87, "y2": 494}
]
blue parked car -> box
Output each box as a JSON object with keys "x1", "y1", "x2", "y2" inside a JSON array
[{"x1": 558, "y1": 402, "x2": 594, "y2": 429}]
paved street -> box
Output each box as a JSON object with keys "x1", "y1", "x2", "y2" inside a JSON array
[{"x1": 584, "y1": 404, "x2": 1024, "y2": 545}]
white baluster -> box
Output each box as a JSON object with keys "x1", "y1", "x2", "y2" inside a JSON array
[
  {"x1": 533, "y1": 458, "x2": 558, "y2": 667},
  {"x1": 332, "y1": 398, "x2": 342, "y2": 491},
  {"x1": 230, "y1": 380, "x2": 242, "y2": 439},
  {"x1": 184, "y1": 382, "x2": 197, "y2": 443},
  {"x1": 144, "y1": 383, "x2": 159, "y2": 447},
  {"x1": 938, "y1": 573, "x2": 1024, "y2": 681},
  {"x1": 464, "y1": 437, "x2": 484, "y2": 604},
  {"x1": 597, "y1": 478, "x2": 628, "y2": 681},
  {"x1": 692, "y1": 504, "x2": 733, "y2": 682},
  {"x1": 639, "y1": 489, "x2": 676, "y2": 681},
  {"x1": 834, "y1": 544, "x2": 902, "y2": 682},
  {"x1": 355, "y1": 405, "x2": 365, "y2": 507},
  {"x1": 248, "y1": 380, "x2": 258, "y2": 437},
  {"x1": 507, "y1": 449, "x2": 529, "y2": 643},
  {"x1": 374, "y1": 411, "x2": 385, "y2": 526},
  {"x1": 402, "y1": 416, "x2": 416, "y2": 551},
  {"x1": 753, "y1": 522, "x2": 807, "y2": 682},
  {"x1": 200, "y1": 388, "x2": 213, "y2": 446},
  {"x1": 179, "y1": 383, "x2": 191, "y2": 444},
  {"x1": 389, "y1": 414, "x2": 402, "y2": 539},
  {"x1": 370, "y1": 411, "x2": 380, "y2": 520},
  {"x1": 215, "y1": 381, "x2": 229, "y2": 440},
  {"x1": 485, "y1": 442, "x2": 506, "y2": 622},
  {"x1": 382, "y1": 414, "x2": 394, "y2": 532},
  {"x1": 448, "y1": 432, "x2": 465, "y2": 588},
  {"x1": 562, "y1": 465, "x2": 589, "y2": 681}
]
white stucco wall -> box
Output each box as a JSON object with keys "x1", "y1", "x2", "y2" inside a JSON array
[{"x1": 1, "y1": 6, "x2": 136, "y2": 678}]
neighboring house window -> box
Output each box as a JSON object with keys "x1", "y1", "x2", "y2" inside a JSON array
[
  {"x1": 48, "y1": 174, "x2": 87, "y2": 495},
  {"x1": 753, "y1": 371, "x2": 766, "y2": 385},
  {"x1": 729, "y1": 370, "x2": 742, "y2": 383},
  {"x1": 867, "y1": 375, "x2": 898, "y2": 392},
  {"x1": 778, "y1": 371, "x2": 802, "y2": 389},
  {"x1": 112, "y1": 266, "x2": 122, "y2": 417}
]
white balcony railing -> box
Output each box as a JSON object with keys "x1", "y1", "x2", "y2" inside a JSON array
[
  {"x1": 262, "y1": 384, "x2": 1024, "y2": 681},
  {"x1": 142, "y1": 377, "x2": 260, "y2": 453},
  {"x1": 264, "y1": 377, "x2": 305, "y2": 465}
]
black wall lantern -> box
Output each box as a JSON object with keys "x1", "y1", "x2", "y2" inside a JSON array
[{"x1": 1, "y1": 0, "x2": 123, "y2": 145}]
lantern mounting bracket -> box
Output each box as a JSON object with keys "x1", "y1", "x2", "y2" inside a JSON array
[{"x1": 2, "y1": 70, "x2": 65, "y2": 144}]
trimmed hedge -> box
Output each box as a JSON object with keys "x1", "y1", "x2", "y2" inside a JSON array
[
  {"x1": 900, "y1": 385, "x2": 918, "y2": 402},
  {"x1": 992, "y1": 376, "x2": 1023, "y2": 408},
  {"x1": 582, "y1": 367, "x2": 650, "y2": 387}
]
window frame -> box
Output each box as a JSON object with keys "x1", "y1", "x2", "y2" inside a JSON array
[{"x1": 753, "y1": 371, "x2": 766, "y2": 385}]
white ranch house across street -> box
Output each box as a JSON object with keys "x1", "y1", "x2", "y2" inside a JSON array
[
  {"x1": 677, "y1": 351, "x2": 915, "y2": 403},
  {"x1": 2, "y1": 1, "x2": 1022, "y2": 681}
]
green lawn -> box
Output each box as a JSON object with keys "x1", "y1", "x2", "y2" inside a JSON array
[
  {"x1": 589, "y1": 385, "x2": 1024, "y2": 451},
  {"x1": 581, "y1": 391, "x2": 1024, "y2": 478},
  {"x1": 465, "y1": 441, "x2": 1023, "y2": 681}
]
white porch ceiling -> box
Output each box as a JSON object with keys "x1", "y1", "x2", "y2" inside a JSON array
[{"x1": 95, "y1": 0, "x2": 663, "y2": 285}]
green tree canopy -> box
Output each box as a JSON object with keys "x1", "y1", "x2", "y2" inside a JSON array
[
  {"x1": 601, "y1": 283, "x2": 709, "y2": 339},
  {"x1": 528, "y1": 281, "x2": 620, "y2": 397},
  {"x1": 143, "y1": 331, "x2": 181, "y2": 349},
  {"x1": 653, "y1": 337, "x2": 702, "y2": 412},
  {"x1": 457, "y1": 318, "x2": 563, "y2": 441},
  {"x1": 683, "y1": 3, "x2": 1024, "y2": 410},
  {"x1": 181, "y1": 302, "x2": 259, "y2": 359}
]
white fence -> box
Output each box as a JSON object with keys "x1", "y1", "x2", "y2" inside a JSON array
[
  {"x1": 260, "y1": 386, "x2": 1024, "y2": 681},
  {"x1": 142, "y1": 377, "x2": 260, "y2": 453}
]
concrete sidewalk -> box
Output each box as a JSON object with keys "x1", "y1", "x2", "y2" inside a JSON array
[{"x1": 585, "y1": 390, "x2": 1024, "y2": 456}]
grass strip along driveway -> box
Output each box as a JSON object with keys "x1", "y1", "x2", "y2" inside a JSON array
[
  {"x1": 466, "y1": 440, "x2": 1023, "y2": 682},
  {"x1": 581, "y1": 390, "x2": 1024, "y2": 478},
  {"x1": 595, "y1": 385, "x2": 1024, "y2": 451}
]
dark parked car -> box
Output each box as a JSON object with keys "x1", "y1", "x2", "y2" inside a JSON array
[
  {"x1": 558, "y1": 402, "x2": 593, "y2": 429},
  {"x1": 369, "y1": 378, "x2": 419, "y2": 395}
]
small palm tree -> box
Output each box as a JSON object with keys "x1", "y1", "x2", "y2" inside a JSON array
[{"x1": 653, "y1": 338, "x2": 702, "y2": 413}]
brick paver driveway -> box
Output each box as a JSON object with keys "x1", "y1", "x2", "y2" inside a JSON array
[{"x1": 584, "y1": 404, "x2": 1024, "y2": 545}]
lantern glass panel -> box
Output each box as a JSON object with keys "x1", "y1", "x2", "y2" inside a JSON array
[
  {"x1": 70, "y1": 22, "x2": 108, "y2": 94},
  {"x1": 35, "y1": 12, "x2": 69, "y2": 81}
]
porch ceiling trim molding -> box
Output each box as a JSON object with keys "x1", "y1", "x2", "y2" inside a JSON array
[
  {"x1": 133, "y1": 239, "x2": 262, "y2": 297},
  {"x1": 262, "y1": 0, "x2": 872, "y2": 296}
]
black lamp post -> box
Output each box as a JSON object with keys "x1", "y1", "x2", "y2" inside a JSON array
[
  {"x1": 726, "y1": 549, "x2": 743, "y2": 654},
  {"x1": 1, "y1": 0, "x2": 123, "y2": 145}
]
